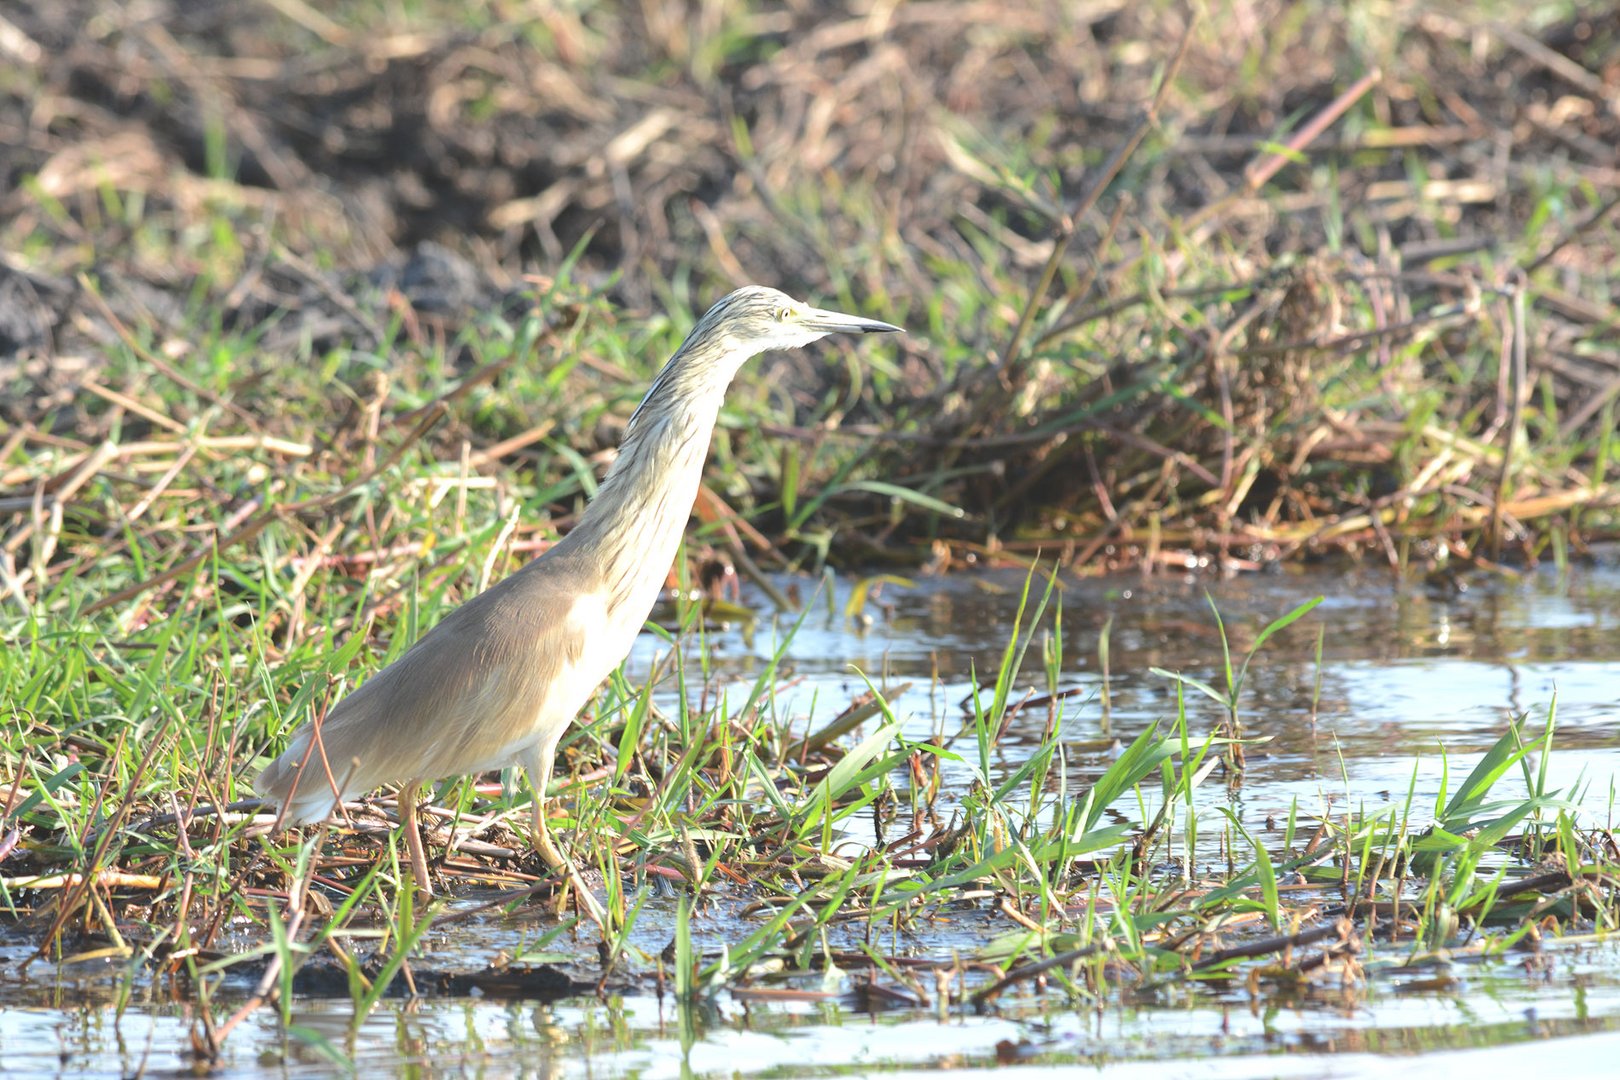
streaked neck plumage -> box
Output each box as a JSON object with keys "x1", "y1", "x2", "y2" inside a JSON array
[
  {"x1": 528, "y1": 282, "x2": 898, "y2": 631},
  {"x1": 550, "y1": 335, "x2": 755, "y2": 616}
]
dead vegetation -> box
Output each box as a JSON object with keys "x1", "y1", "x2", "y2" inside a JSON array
[{"x1": 3, "y1": 3, "x2": 1620, "y2": 590}]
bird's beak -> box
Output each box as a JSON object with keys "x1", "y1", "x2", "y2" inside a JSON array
[{"x1": 800, "y1": 306, "x2": 904, "y2": 335}]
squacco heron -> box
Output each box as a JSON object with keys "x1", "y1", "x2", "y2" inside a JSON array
[{"x1": 254, "y1": 286, "x2": 901, "y2": 916}]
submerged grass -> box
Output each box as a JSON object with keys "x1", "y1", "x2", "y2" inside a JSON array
[{"x1": 3, "y1": 559, "x2": 1618, "y2": 1067}]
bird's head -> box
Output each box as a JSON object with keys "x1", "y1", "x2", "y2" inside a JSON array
[
  {"x1": 631, "y1": 286, "x2": 902, "y2": 428},
  {"x1": 694, "y1": 285, "x2": 903, "y2": 358}
]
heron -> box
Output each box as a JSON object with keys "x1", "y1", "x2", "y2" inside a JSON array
[{"x1": 254, "y1": 286, "x2": 902, "y2": 920}]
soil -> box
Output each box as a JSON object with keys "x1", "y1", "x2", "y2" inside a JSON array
[{"x1": 2, "y1": 0, "x2": 1617, "y2": 552}]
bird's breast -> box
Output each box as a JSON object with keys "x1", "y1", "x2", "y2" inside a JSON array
[{"x1": 449, "y1": 588, "x2": 626, "y2": 774}]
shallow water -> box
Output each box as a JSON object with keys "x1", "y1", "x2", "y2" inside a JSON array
[{"x1": 4, "y1": 555, "x2": 1619, "y2": 1077}]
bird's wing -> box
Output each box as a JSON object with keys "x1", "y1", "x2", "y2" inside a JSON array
[{"x1": 255, "y1": 558, "x2": 608, "y2": 822}]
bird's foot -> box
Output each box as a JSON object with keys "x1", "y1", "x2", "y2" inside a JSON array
[{"x1": 532, "y1": 820, "x2": 606, "y2": 929}]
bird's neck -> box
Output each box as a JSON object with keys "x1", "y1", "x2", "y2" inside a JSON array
[{"x1": 555, "y1": 373, "x2": 734, "y2": 617}]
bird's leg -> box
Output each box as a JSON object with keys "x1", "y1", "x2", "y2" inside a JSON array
[
  {"x1": 397, "y1": 779, "x2": 433, "y2": 896},
  {"x1": 529, "y1": 796, "x2": 570, "y2": 873},
  {"x1": 522, "y1": 739, "x2": 568, "y2": 870},
  {"x1": 522, "y1": 741, "x2": 605, "y2": 928}
]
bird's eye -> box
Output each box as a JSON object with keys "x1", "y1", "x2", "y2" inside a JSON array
[{"x1": 775, "y1": 307, "x2": 789, "y2": 321}]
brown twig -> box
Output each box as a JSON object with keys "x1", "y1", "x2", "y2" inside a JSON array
[
  {"x1": 1243, "y1": 70, "x2": 1382, "y2": 191},
  {"x1": 971, "y1": 940, "x2": 1110, "y2": 1006},
  {"x1": 999, "y1": 18, "x2": 1196, "y2": 385},
  {"x1": 77, "y1": 274, "x2": 265, "y2": 431},
  {"x1": 83, "y1": 404, "x2": 447, "y2": 616}
]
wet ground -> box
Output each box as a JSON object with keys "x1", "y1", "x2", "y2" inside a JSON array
[{"x1": 4, "y1": 555, "x2": 1620, "y2": 1076}]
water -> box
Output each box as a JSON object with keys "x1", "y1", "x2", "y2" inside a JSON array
[{"x1": 4, "y1": 555, "x2": 1619, "y2": 1077}]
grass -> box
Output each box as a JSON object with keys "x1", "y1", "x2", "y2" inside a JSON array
[
  {"x1": 3, "y1": 0, "x2": 1620, "y2": 1071},
  {"x1": 4, "y1": 3, "x2": 1619, "y2": 580},
  {"x1": 3, "y1": 555, "x2": 1618, "y2": 1067}
]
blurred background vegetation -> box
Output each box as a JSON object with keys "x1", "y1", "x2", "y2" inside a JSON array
[{"x1": 2, "y1": 0, "x2": 1617, "y2": 598}]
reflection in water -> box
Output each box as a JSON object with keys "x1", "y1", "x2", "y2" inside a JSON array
[
  {"x1": 7, "y1": 965, "x2": 1620, "y2": 1077},
  {"x1": 3, "y1": 556, "x2": 1618, "y2": 1077}
]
